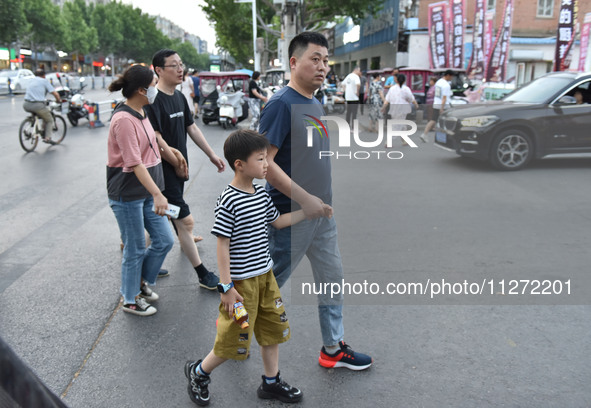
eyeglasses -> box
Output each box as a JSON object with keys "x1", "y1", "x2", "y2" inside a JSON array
[{"x1": 162, "y1": 63, "x2": 185, "y2": 71}]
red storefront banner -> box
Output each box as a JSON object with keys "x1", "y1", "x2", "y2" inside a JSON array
[
  {"x1": 484, "y1": 11, "x2": 495, "y2": 61},
  {"x1": 578, "y1": 12, "x2": 591, "y2": 72},
  {"x1": 429, "y1": 2, "x2": 449, "y2": 69},
  {"x1": 485, "y1": 0, "x2": 514, "y2": 82},
  {"x1": 554, "y1": 0, "x2": 578, "y2": 71},
  {"x1": 466, "y1": 0, "x2": 486, "y2": 79},
  {"x1": 449, "y1": 0, "x2": 465, "y2": 69}
]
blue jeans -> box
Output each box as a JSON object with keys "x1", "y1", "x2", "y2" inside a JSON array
[
  {"x1": 109, "y1": 197, "x2": 174, "y2": 304},
  {"x1": 269, "y1": 217, "x2": 344, "y2": 347}
]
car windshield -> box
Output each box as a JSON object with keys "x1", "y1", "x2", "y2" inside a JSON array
[
  {"x1": 0, "y1": 71, "x2": 17, "y2": 78},
  {"x1": 503, "y1": 76, "x2": 574, "y2": 103}
]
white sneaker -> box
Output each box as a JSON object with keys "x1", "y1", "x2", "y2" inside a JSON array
[
  {"x1": 420, "y1": 134, "x2": 428, "y2": 143},
  {"x1": 139, "y1": 282, "x2": 159, "y2": 302},
  {"x1": 123, "y1": 298, "x2": 157, "y2": 316}
]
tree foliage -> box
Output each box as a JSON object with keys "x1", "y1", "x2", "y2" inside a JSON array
[
  {"x1": 62, "y1": 0, "x2": 98, "y2": 56},
  {"x1": 202, "y1": 0, "x2": 386, "y2": 65},
  {"x1": 7, "y1": 0, "x2": 207, "y2": 71},
  {"x1": 22, "y1": 0, "x2": 64, "y2": 50},
  {"x1": 0, "y1": 0, "x2": 28, "y2": 47}
]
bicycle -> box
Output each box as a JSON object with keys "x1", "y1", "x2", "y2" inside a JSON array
[{"x1": 19, "y1": 101, "x2": 67, "y2": 152}]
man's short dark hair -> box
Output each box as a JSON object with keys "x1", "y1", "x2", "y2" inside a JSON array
[
  {"x1": 152, "y1": 49, "x2": 178, "y2": 73},
  {"x1": 224, "y1": 129, "x2": 270, "y2": 171},
  {"x1": 288, "y1": 31, "x2": 329, "y2": 59},
  {"x1": 252, "y1": 71, "x2": 261, "y2": 80},
  {"x1": 34, "y1": 69, "x2": 45, "y2": 77},
  {"x1": 444, "y1": 69, "x2": 454, "y2": 77}
]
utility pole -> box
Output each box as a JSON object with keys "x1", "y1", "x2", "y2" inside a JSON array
[
  {"x1": 281, "y1": 0, "x2": 298, "y2": 70},
  {"x1": 235, "y1": 0, "x2": 260, "y2": 71}
]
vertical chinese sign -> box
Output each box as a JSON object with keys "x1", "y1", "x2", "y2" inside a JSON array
[
  {"x1": 554, "y1": 0, "x2": 578, "y2": 71},
  {"x1": 485, "y1": 0, "x2": 514, "y2": 82},
  {"x1": 449, "y1": 0, "x2": 465, "y2": 69},
  {"x1": 467, "y1": 0, "x2": 486, "y2": 79},
  {"x1": 429, "y1": 2, "x2": 449, "y2": 69},
  {"x1": 578, "y1": 12, "x2": 591, "y2": 72}
]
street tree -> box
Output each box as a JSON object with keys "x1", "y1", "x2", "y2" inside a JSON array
[
  {"x1": 0, "y1": 0, "x2": 28, "y2": 48},
  {"x1": 22, "y1": 0, "x2": 64, "y2": 70},
  {"x1": 201, "y1": 0, "x2": 387, "y2": 65},
  {"x1": 92, "y1": 2, "x2": 124, "y2": 58},
  {"x1": 62, "y1": 0, "x2": 98, "y2": 70}
]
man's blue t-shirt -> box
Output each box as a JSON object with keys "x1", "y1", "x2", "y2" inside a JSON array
[{"x1": 259, "y1": 86, "x2": 332, "y2": 214}]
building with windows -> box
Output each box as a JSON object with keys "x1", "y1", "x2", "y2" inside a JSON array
[
  {"x1": 329, "y1": 0, "x2": 401, "y2": 77},
  {"x1": 329, "y1": 0, "x2": 591, "y2": 84}
]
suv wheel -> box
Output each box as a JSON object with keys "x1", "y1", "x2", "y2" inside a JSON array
[{"x1": 490, "y1": 130, "x2": 533, "y2": 171}]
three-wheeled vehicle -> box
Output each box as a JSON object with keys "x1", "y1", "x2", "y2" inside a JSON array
[
  {"x1": 262, "y1": 69, "x2": 290, "y2": 95},
  {"x1": 199, "y1": 71, "x2": 250, "y2": 125}
]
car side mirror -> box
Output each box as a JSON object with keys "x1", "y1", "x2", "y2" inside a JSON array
[{"x1": 557, "y1": 95, "x2": 576, "y2": 105}]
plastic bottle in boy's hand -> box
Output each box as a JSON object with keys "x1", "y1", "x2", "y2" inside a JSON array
[{"x1": 233, "y1": 302, "x2": 249, "y2": 329}]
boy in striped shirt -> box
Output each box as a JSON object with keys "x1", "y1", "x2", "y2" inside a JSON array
[{"x1": 184, "y1": 130, "x2": 332, "y2": 406}]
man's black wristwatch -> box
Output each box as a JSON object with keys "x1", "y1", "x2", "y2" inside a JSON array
[{"x1": 217, "y1": 281, "x2": 234, "y2": 294}]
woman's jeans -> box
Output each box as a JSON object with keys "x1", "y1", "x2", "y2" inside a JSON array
[{"x1": 109, "y1": 197, "x2": 174, "y2": 304}]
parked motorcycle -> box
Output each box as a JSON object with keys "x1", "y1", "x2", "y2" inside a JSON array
[
  {"x1": 318, "y1": 84, "x2": 346, "y2": 114},
  {"x1": 217, "y1": 87, "x2": 248, "y2": 129},
  {"x1": 66, "y1": 79, "x2": 91, "y2": 126}
]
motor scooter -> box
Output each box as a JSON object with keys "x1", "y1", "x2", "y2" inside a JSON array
[
  {"x1": 66, "y1": 79, "x2": 91, "y2": 126},
  {"x1": 217, "y1": 87, "x2": 248, "y2": 129}
]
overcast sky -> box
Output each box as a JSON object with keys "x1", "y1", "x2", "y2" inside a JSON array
[{"x1": 120, "y1": 0, "x2": 217, "y2": 53}]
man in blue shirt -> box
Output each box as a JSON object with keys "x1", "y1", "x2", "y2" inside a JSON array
[{"x1": 259, "y1": 31, "x2": 373, "y2": 372}]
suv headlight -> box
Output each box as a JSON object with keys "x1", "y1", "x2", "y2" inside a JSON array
[{"x1": 460, "y1": 115, "x2": 499, "y2": 127}]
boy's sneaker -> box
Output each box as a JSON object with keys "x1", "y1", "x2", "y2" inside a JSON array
[
  {"x1": 122, "y1": 298, "x2": 156, "y2": 316},
  {"x1": 139, "y1": 282, "x2": 159, "y2": 302},
  {"x1": 199, "y1": 272, "x2": 219, "y2": 290},
  {"x1": 257, "y1": 372, "x2": 302, "y2": 403},
  {"x1": 184, "y1": 360, "x2": 210, "y2": 406},
  {"x1": 157, "y1": 269, "x2": 170, "y2": 278},
  {"x1": 319, "y1": 341, "x2": 372, "y2": 371}
]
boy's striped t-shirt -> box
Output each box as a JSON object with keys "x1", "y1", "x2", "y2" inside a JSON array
[{"x1": 211, "y1": 184, "x2": 280, "y2": 280}]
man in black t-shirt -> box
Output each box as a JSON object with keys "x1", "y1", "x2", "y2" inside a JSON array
[
  {"x1": 146, "y1": 49, "x2": 226, "y2": 290},
  {"x1": 247, "y1": 71, "x2": 268, "y2": 131}
]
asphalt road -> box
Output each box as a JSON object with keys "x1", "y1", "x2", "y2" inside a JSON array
[{"x1": 0, "y1": 91, "x2": 590, "y2": 407}]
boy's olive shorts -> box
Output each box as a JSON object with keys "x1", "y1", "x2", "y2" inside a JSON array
[{"x1": 213, "y1": 270, "x2": 291, "y2": 360}]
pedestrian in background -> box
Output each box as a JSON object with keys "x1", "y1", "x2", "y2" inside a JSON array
[
  {"x1": 178, "y1": 68, "x2": 195, "y2": 118},
  {"x1": 359, "y1": 71, "x2": 367, "y2": 115},
  {"x1": 259, "y1": 31, "x2": 373, "y2": 372},
  {"x1": 191, "y1": 70, "x2": 200, "y2": 119},
  {"x1": 419, "y1": 76, "x2": 437, "y2": 143},
  {"x1": 421, "y1": 70, "x2": 454, "y2": 143},
  {"x1": 248, "y1": 71, "x2": 268, "y2": 131},
  {"x1": 107, "y1": 65, "x2": 184, "y2": 316},
  {"x1": 368, "y1": 72, "x2": 385, "y2": 133},
  {"x1": 344, "y1": 66, "x2": 361, "y2": 128},
  {"x1": 382, "y1": 73, "x2": 418, "y2": 147},
  {"x1": 146, "y1": 49, "x2": 225, "y2": 290},
  {"x1": 383, "y1": 67, "x2": 399, "y2": 91}
]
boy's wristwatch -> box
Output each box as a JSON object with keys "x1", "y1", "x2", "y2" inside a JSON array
[{"x1": 217, "y1": 281, "x2": 234, "y2": 293}]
